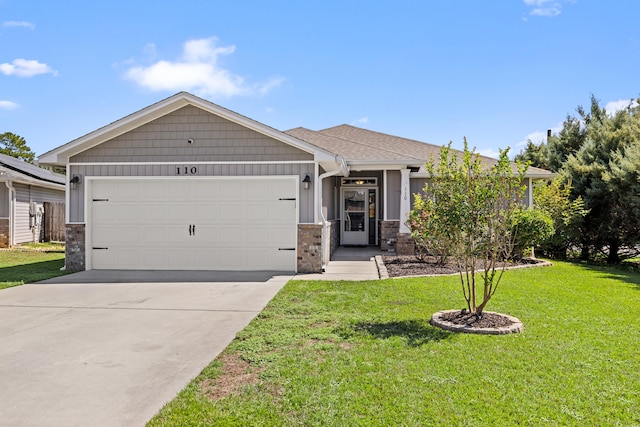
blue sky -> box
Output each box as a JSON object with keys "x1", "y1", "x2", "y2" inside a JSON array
[{"x1": 2, "y1": 0, "x2": 639, "y2": 159}]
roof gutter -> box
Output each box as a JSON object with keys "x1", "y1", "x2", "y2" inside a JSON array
[
  {"x1": 317, "y1": 156, "x2": 349, "y2": 269},
  {"x1": 4, "y1": 180, "x2": 15, "y2": 246}
]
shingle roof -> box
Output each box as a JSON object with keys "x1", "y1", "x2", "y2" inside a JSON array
[
  {"x1": 285, "y1": 124, "x2": 554, "y2": 177},
  {"x1": 0, "y1": 153, "x2": 66, "y2": 185}
]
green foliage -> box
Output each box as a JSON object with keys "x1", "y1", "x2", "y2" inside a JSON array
[
  {"x1": 409, "y1": 140, "x2": 527, "y2": 314},
  {"x1": 0, "y1": 132, "x2": 36, "y2": 163},
  {"x1": 562, "y1": 96, "x2": 640, "y2": 262},
  {"x1": 515, "y1": 95, "x2": 640, "y2": 263},
  {"x1": 149, "y1": 263, "x2": 640, "y2": 426},
  {"x1": 510, "y1": 207, "x2": 554, "y2": 259},
  {"x1": 533, "y1": 179, "x2": 588, "y2": 258},
  {"x1": 514, "y1": 139, "x2": 549, "y2": 170}
]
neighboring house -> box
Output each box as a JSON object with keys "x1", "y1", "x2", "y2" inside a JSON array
[
  {"x1": 38, "y1": 92, "x2": 554, "y2": 273},
  {"x1": 0, "y1": 153, "x2": 66, "y2": 247}
]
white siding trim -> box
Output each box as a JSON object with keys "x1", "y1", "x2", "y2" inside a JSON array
[
  {"x1": 383, "y1": 170, "x2": 388, "y2": 221},
  {"x1": 399, "y1": 169, "x2": 411, "y2": 233}
]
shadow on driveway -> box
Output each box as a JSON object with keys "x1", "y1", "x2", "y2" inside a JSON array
[{"x1": 35, "y1": 269, "x2": 295, "y2": 284}]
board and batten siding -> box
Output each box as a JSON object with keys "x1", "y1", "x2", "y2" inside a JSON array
[
  {"x1": 0, "y1": 184, "x2": 8, "y2": 217},
  {"x1": 386, "y1": 170, "x2": 401, "y2": 220},
  {"x1": 68, "y1": 163, "x2": 315, "y2": 224},
  {"x1": 12, "y1": 183, "x2": 65, "y2": 244},
  {"x1": 69, "y1": 105, "x2": 314, "y2": 163}
]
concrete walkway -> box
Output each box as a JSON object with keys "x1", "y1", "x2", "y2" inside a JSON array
[
  {"x1": 0, "y1": 271, "x2": 292, "y2": 427},
  {"x1": 294, "y1": 246, "x2": 383, "y2": 280}
]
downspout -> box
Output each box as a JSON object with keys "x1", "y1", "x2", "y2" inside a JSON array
[
  {"x1": 5, "y1": 180, "x2": 15, "y2": 246},
  {"x1": 317, "y1": 156, "x2": 349, "y2": 270}
]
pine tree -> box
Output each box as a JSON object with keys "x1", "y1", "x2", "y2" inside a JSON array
[{"x1": 0, "y1": 132, "x2": 36, "y2": 163}]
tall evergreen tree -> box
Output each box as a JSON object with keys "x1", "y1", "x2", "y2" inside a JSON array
[
  {"x1": 0, "y1": 132, "x2": 36, "y2": 163},
  {"x1": 562, "y1": 97, "x2": 640, "y2": 262}
]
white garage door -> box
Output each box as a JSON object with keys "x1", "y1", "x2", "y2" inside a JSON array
[{"x1": 89, "y1": 177, "x2": 298, "y2": 271}]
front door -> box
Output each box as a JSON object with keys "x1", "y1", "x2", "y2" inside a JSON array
[{"x1": 341, "y1": 187, "x2": 377, "y2": 245}]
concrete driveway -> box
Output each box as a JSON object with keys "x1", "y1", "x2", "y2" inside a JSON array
[{"x1": 0, "y1": 270, "x2": 293, "y2": 427}]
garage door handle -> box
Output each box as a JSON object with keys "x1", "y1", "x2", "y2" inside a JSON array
[
  {"x1": 93, "y1": 247, "x2": 109, "y2": 250},
  {"x1": 92, "y1": 198, "x2": 109, "y2": 202},
  {"x1": 279, "y1": 198, "x2": 296, "y2": 201},
  {"x1": 278, "y1": 248, "x2": 295, "y2": 251}
]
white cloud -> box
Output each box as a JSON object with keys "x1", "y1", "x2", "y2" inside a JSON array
[
  {"x1": 517, "y1": 122, "x2": 563, "y2": 148},
  {"x1": 478, "y1": 148, "x2": 501, "y2": 159},
  {"x1": 2, "y1": 21, "x2": 35, "y2": 29},
  {"x1": 605, "y1": 99, "x2": 638, "y2": 115},
  {"x1": 351, "y1": 117, "x2": 369, "y2": 126},
  {"x1": 0, "y1": 58, "x2": 58, "y2": 77},
  {"x1": 124, "y1": 37, "x2": 283, "y2": 98},
  {"x1": 523, "y1": 0, "x2": 568, "y2": 18},
  {"x1": 0, "y1": 100, "x2": 19, "y2": 110}
]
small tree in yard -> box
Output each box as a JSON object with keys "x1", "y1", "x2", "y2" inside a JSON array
[{"x1": 409, "y1": 141, "x2": 528, "y2": 315}]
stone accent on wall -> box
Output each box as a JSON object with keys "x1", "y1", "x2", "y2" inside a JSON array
[
  {"x1": 0, "y1": 218, "x2": 9, "y2": 248},
  {"x1": 328, "y1": 220, "x2": 339, "y2": 257},
  {"x1": 298, "y1": 223, "x2": 322, "y2": 273},
  {"x1": 65, "y1": 223, "x2": 86, "y2": 271},
  {"x1": 395, "y1": 233, "x2": 416, "y2": 256},
  {"x1": 380, "y1": 220, "x2": 400, "y2": 251}
]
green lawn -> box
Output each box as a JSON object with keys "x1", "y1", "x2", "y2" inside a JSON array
[
  {"x1": 148, "y1": 261, "x2": 640, "y2": 426},
  {"x1": 0, "y1": 250, "x2": 69, "y2": 289}
]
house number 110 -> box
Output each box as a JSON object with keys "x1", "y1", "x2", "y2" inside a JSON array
[{"x1": 176, "y1": 167, "x2": 197, "y2": 175}]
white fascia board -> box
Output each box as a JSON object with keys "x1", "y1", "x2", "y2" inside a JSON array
[
  {"x1": 0, "y1": 173, "x2": 65, "y2": 191},
  {"x1": 409, "y1": 171, "x2": 557, "y2": 179},
  {"x1": 347, "y1": 160, "x2": 423, "y2": 171}
]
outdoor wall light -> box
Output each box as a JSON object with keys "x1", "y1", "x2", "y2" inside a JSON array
[
  {"x1": 70, "y1": 175, "x2": 81, "y2": 190},
  {"x1": 302, "y1": 174, "x2": 311, "y2": 190}
]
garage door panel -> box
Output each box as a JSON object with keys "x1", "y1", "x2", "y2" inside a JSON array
[
  {"x1": 115, "y1": 226, "x2": 141, "y2": 244},
  {"x1": 143, "y1": 204, "x2": 167, "y2": 222},
  {"x1": 269, "y1": 226, "x2": 296, "y2": 246},
  {"x1": 92, "y1": 204, "x2": 116, "y2": 222},
  {"x1": 92, "y1": 226, "x2": 117, "y2": 245},
  {"x1": 165, "y1": 181, "x2": 191, "y2": 200},
  {"x1": 218, "y1": 204, "x2": 244, "y2": 223},
  {"x1": 115, "y1": 204, "x2": 142, "y2": 222},
  {"x1": 117, "y1": 249, "x2": 143, "y2": 267},
  {"x1": 270, "y1": 202, "x2": 297, "y2": 222},
  {"x1": 245, "y1": 226, "x2": 270, "y2": 245},
  {"x1": 92, "y1": 249, "x2": 117, "y2": 269},
  {"x1": 90, "y1": 178, "x2": 297, "y2": 271},
  {"x1": 218, "y1": 226, "x2": 245, "y2": 245},
  {"x1": 218, "y1": 181, "x2": 245, "y2": 200},
  {"x1": 192, "y1": 204, "x2": 218, "y2": 222}
]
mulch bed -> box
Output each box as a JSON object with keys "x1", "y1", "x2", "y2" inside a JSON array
[
  {"x1": 382, "y1": 255, "x2": 542, "y2": 278},
  {"x1": 439, "y1": 310, "x2": 514, "y2": 328}
]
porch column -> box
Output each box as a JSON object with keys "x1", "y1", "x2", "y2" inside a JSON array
[{"x1": 399, "y1": 168, "x2": 411, "y2": 233}]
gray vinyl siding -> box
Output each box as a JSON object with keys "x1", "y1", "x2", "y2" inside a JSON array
[
  {"x1": 321, "y1": 173, "x2": 337, "y2": 221},
  {"x1": 410, "y1": 178, "x2": 430, "y2": 210},
  {"x1": 13, "y1": 183, "x2": 32, "y2": 244},
  {"x1": 68, "y1": 163, "x2": 315, "y2": 223},
  {"x1": 0, "y1": 184, "x2": 8, "y2": 217},
  {"x1": 12, "y1": 183, "x2": 65, "y2": 244},
  {"x1": 70, "y1": 106, "x2": 313, "y2": 163},
  {"x1": 386, "y1": 170, "x2": 401, "y2": 220}
]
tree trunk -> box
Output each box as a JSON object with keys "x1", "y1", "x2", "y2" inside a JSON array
[
  {"x1": 607, "y1": 240, "x2": 621, "y2": 264},
  {"x1": 580, "y1": 244, "x2": 590, "y2": 260}
]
